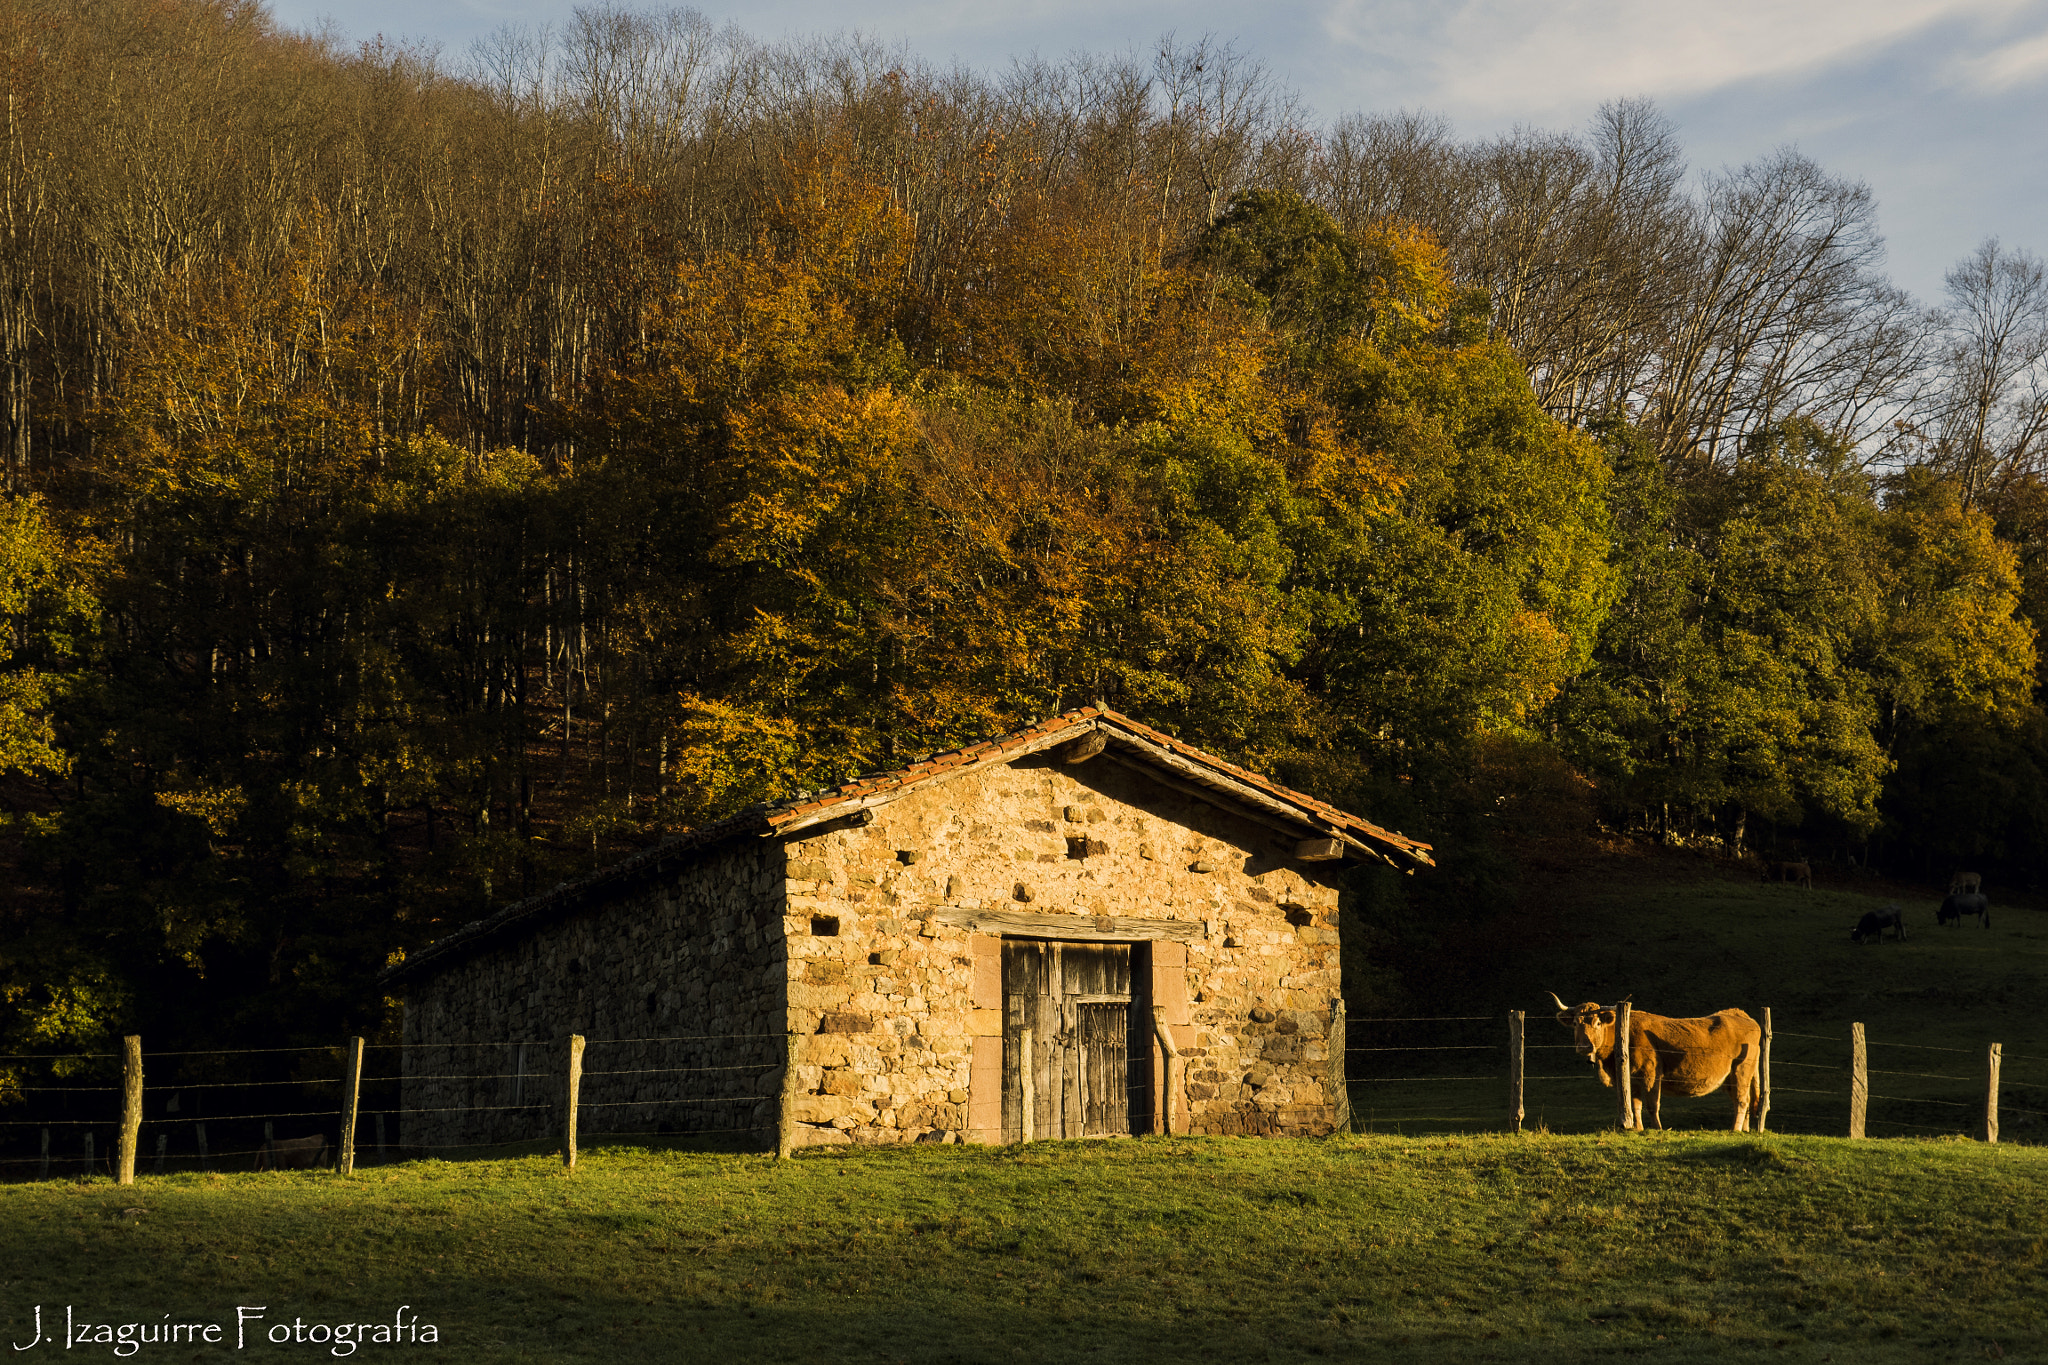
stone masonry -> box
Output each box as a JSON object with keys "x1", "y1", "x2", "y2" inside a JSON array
[{"x1": 389, "y1": 707, "x2": 1434, "y2": 1150}]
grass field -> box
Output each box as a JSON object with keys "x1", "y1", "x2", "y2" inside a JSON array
[
  {"x1": 5, "y1": 857, "x2": 2046, "y2": 1362},
  {"x1": 2, "y1": 1134, "x2": 2044, "y2": 1363},
  {"x1": 1346, "y1": 859, "x2": 2048, "y2": 1143}
]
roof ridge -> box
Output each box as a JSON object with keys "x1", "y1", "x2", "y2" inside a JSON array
[{"x1": 386, "y1": 702, "x2": 1429, "y2": 986}]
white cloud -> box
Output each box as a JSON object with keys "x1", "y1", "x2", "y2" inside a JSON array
[
  {"x1": 1317, "y1": 0, "x2": 2032, "y2": 121},
  {"x1": 1945, "y1": 21, "x2": 2048, "y2": 87}
]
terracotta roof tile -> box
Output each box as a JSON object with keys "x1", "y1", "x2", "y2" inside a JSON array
[{"x1": 389, "y1": 703, "x2": 1431, "y2": 986}]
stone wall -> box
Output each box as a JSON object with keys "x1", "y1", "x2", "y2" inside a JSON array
[
  {"x1": 402, "y1": 741, "x2": 1353, "y2": 1153},
  {"x1": 399, "y1": 838, "x2": 786, "y2": 1149},
  {"x1": 779, "y1": 749, "x2": 1348, "y2": 1146}
]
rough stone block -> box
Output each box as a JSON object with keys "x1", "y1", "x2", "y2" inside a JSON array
[{"x1": 791, "y1": 1093, "x2": 868, "y2": 1125}]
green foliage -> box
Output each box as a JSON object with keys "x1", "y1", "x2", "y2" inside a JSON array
[
  {"x1": 1555, "y1": 417, "x2": 2038, "y2": 846},
  {"x1": 0, "y1": 494, "x2": 95, "y2": 779},
  {"x1": 0, "y1": 116, "x2": 2042, "y2": 1068},
  {"x1": 2, "y1": 1134, "x2": 2044, "y2": 1363}
]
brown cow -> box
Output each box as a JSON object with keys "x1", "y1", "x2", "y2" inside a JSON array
[
  {"x1": 255, "y1": 1134, "x2": 329, "y2": 1171},
  {"x1": 1763, "y1": 860, "x2": 1812, "y2": 889},
  {"x1": 1548, "y1": 993, "x2": 1763, "y2": 1131},
  {"x1": 1949, "y1": 870, "x2": 1982, "y2": 896}
]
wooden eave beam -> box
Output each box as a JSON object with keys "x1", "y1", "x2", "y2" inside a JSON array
[
  {"x1": 1098, "y1": 731, "x2": 1399, "y2": 867},
  {"x1": 1093, "y1": 747, "x2": 1396, "y2": 868}
]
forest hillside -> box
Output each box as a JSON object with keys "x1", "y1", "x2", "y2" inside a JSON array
[{"x1": 0, "y1": 0, "x2": 2044, "y2": 1059}]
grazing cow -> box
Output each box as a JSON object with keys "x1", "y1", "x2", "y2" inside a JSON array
[
  {"x1": 1763, "y1": 860, "x2": 1813, "y2": 889},
  {"x1": 255, "y1": 1134, "x2": 329, "y2": 1171},
  {"x1": 1936, "y1": 892, "x2": 1991, "y2": 929},
  {"x1": 1547, "y1": 993, "x2": 1763, "y2": 1131},
  {"x1": 1949, "y1": 870, "x2": 1982, "y2": 896},
  {"x1": 1850, "y1": 904, "x2": 1906, "y2": 944}
]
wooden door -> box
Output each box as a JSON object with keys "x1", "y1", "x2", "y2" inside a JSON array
[
  {"x1": 1001, "y1": 941, "x2": 1134, "y2": 1140},
  {"x1": 1077, "y1": 1003, "x2": 1128, "y2": 1134}
]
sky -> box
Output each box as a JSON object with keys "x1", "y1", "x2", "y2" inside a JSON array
[{"x1": 265, "y1": 0, "x2": 2048, "y2": 305}]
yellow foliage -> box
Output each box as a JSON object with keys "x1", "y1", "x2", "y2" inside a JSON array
[
  {"x1": 153, "y1": 785, "x2": 248, "y2": 838},
  {"x1": 664, "y1": 696, "x2": 811, "y2": 824}
]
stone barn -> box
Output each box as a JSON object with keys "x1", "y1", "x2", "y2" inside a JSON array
[{"x1": 387, "y1": 706, "x2": 1432, "y2": 1149}]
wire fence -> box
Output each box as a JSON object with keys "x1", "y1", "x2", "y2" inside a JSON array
[
  {"x1": 1337, "y1": 1008, "x2": 2042, "y2": 1144},
  {"x1": 5, "y1": 1008, "x2": 2040, "y2": 1181},
  {"x1": 0, "y1": 1030, "x2": 794, "y2": 1183}
]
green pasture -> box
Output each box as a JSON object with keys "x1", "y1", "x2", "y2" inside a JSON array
[
  {"x1": 5, "y1": 866, "x2": 2045, "y2": 1362},
  {"x1": 1349, "y1": 871, "x2": 2048, "y2": 1142},
  {"x1": 2, "y1": 1133, "x2": 2044, "y2": 1363}
]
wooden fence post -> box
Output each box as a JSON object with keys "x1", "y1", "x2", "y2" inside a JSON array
[
  {"x1": 195, "y1": 1122, "x2": 208, "y2": 1170},
  {"x1": 117, "y1": 1036, "x2": 142, "y2": 1185},
  {"x1": 374, "y1": 1112, "x2": 386, "y2": 1163},
  {"x1": 563, "y1": 1034, "x2": 585, "y2": 1171},
  {"x1": 776, "y1": 1032, "x2": 800, "y2": 1160},
  {"x1": 154, "y1": 1133, "x2": 167, "y2": 1175},
  {"x1": 1849, "y1": 1022, "x2": 1867, "y2": 1139},
  {"x1": 1019, "y1": 1026, "x2": 1034, "y2": 1143},
  {"x1": 1508, "y1": 1011, "x2": 1525, "y2": 1134},
  {"x1": 339, "y1": 1037, "x2": 364, "y2": 1176},
  {"x1": 1614, "y1": 1002, "x2": 1634, "y2": 1131},
  {"x1": 1152, "y1": 1006, "x2": 1180, "y2": 1137},
  {"x1": 83, "y1": 1131, "x2": 93, "y2": 1175},
  {"x1": 1986, "y1": 1043, "x2": 2001, "y2": 1145},
  {"x1": 1329, "y1": 998, "x2": 1350, "y2": 1134},
  {"x1": 38, "y1": 1127, "x2": 49, "y2": 1181},
  {"x1": 1758, "y1": 1008, "x2": 1773, "y2": 1133}
]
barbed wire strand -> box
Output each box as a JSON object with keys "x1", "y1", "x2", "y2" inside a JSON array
[
  {"x1": 1870, "y1": 1068, "x2": 1972, "y2": 1081},
  {"x1": 581, "y1": 1065, "x2": 777, "y2": 1077},
  {"x1": 137, "y1": 1110, "x2": 336, "y2": 1124},
  {"x1": 360, "y1": 1073, "x2": 530, "y2": 1083},
  {"x1": 143, "y1": 1079, "x2": 341, "y2": 1091},
  {"x1": 379, "y1": 1105, "x2": 554, "y2": 1115},
  {"x1": 584, "y1": 1034, "x2": 788, "y2": 1045},
  {"x1": 363, "y1": 1041, "x2": 555, "y2": 1051},
  {"x1": 579, "y1": 1097, "x2": 778, "y2": 1108}
]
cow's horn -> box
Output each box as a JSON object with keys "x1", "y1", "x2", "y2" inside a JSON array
[{"x1": 1546, "y1": 991, "x2": 1570, "y2": 1013}]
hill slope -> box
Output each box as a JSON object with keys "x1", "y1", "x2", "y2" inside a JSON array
[
  {"x1": 2, "y1": 1133, "x2": 2044, "y2": 1363},
  {"x1": 1346, "y1": 857, "x2": 2048, "y2": 1140}
]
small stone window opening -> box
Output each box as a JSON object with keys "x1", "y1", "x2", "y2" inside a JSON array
[
  {"x1": 567, "y1": 958, "x2": 583, "y2": 976},
  {"x1": 810, "y1": 915, "x2": 841, "y2": 936},
  {"x1": 1066, "y1": 836, "x2": 1090, "y2": 859},
  {"x1": 644, "y1": 991, "x2": 658, "y2": 1015},
  {"x1": 1284, "y1": 905, "x2": 1315, "y2": 928}
]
